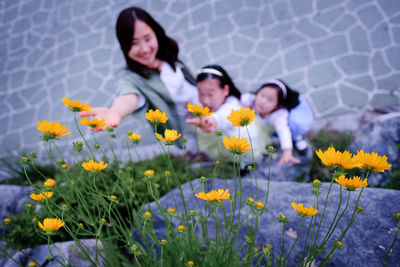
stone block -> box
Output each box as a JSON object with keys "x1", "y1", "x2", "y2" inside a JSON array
[
  {"x1": 170, "y1": 1, "x2": 187, "y2": 14},
  {"x1": 7, "y1": 92, "x2": 25, "y2": 109},
  {"x1": 310, "y1": 88, "x2": 338, "y2": 112},
  {"x1": 68, "y1": 56, "x2": 90, "y2": 74},
  {"x1": 242, "y1": 56, "x2": 265, "y2": 80},
  {"x1": 393, "y1": 27, "x2": 400, "y2": 44},
  {"x1": 191, "y1": 4, "x2": 212, "y2": 25},
  {"x1": 311, "y1": 35, "x2": 348, "y2": 60},
  {"x1": 0, "y1": 116, "x2": 9, "y2": 135},
  {"x1": 57, "y1": 41, "x2": 75, "y2": 61},
  {"x1": 22, "y1": 126, "x2": 40, "y2": 146},
  {"x1": 378, "y1": 0, "x2": 400, "y2": 17},
  {"x1": 316, "y1": 0, "x2": 338, "y2": 10},
  {"x1": 349, "y1": 26, "x2": 370, "y2": 52},
  {"x1": 371, "y1": 22, "x2": 391, "y2": 49},
  {"x1": 171, "y1": 15, "x2": 189, "y2": 32},
  {"x1": 191, "y1": 48, "x2": 210, "y2": 68},
  {"x1": 336, "y1": 55, "x2": 369, "y2": 75},
  {"x1": 6, "y1": 59, "x2": 23, "y2": 72},
  {"x1": 377, "y1": 74, "x2": 400, "y2": 91},
  {"x1": 332, "y1": 14, "x2": 356, "y2": 32},
  {"x1": 272, "y1": 2, "x2": 292, "y2": 22},
  {"x1": 27, "y1": 70, "x2": 46, "y2": 84},
  {"x1": 27, "y1": 49, "x2": 43, "y2": 67},
  {"x1": 289, "y1": 0, "x2": 313, "y2": 16},
  {"x1": 232, "y1": 36, "x2": 253, "y2": 53},
  {"x1": 296, "y1": 18, "x2": 327, "y2": 38},
  {"x1": 280, "y1": 32, "x2": 305, "y2": 49},
  {"x1": 215, "y1": 0, "x2": 243, "y2": 15},
  {"x1": 233, "y1": 10, "x2": 260, "y2": 27},
  {"x1": 312, "y1": 7, "x2": 344, "y2": 27},
  {"x1": 50, "y1": 82, "x2": 66, "y2": 103},
  {"x1": 71, "y1": 20, "x2": 91, "y2": 35},
  {"x1": 261, "y1": 56, "x2": 283, "y2": 78},
  {"x1": 21, "y1": 0, "x2": 37, "y2": 16},
  {"x1": 90, "y1": 48, "x2": 111, "y2": 64},
  {"x1": 357, "y1": 5, "x2": 383, "y2": 29},
  {"x1": 346, "y1": 76, "x2": 373, "y2": 91},
  {"x1": 11, "y1": 108, "x2": 35, "y2": 130},
  {"x1": 208, "y1": 18, "x2": 234, "y2": 38},
  {"x1": 256, "y1": 40, "x2": 278, "y2": 58},
  {"x1": 263, "y1": 23, "x2": 292, "y2": 38},
  {"x1": 385, "y1": 46, "x2": 400, "y2": 70},
  {"x1": 150, "y1": 0, "x2": 167, "y2": 12},
  {"x1": 371, "y1": 93, "x2": 399, "y2": 109},
  {"x1": 26, "y1": 33, "x2": 41, "y2": 47},
  {"x1": 9, "y1": 70, "x2": 26, "y2": 89},
  {"x1": 9, "y1": 35, "x2": 24, "y2": 51},
  {"x1": 238, "y1": 28, "x2": 260, "y2": 39},
  {"x1": 32, "y1": 11, "x2": 49, "y2": 25},
  {"x1": 260, "y1": 6, "x2": 275, "y2": 26},
  {"x1": 281, "y1": 71, "x2": 304, "y2": 89},
  {"x1": 12, "y1": 18, "x2": 31, "y2": 34},
  {"x1": 72, "y1": 1, "x2": 88, "y2": 16},
  {"x1": 308, "y1": 62, "x2": 341, "y2": 87},
  {"x1": 209, "y1": 38, "x2": 231, "y2": 58},
  {"x1": 3, "y1": 7, "x2": 18, "y2": 25},
  {"x1": 339, "y1": 85, "x2": 368, "y2": 108},
  {"x1": 78, "y1": 33, "x2": 102, "y2": 52},
  {"x1": 217, "y1": 54, "x2": 243, "y2": 67},
  {"x1": 67, "y1": 75, "x2": 85, "y2": 92},
  {"x1": 85, "y1": 72, "x2": 103, "y2": 89},
  {"x1": 284, "y1": 45, "x2": 311, "y2": 71},
  {"x1": 372, "y1": 52, "x2": 391, "y2": 76}
]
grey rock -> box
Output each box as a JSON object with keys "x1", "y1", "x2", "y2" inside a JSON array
[
  {"x1": 350, "y1": 112, "x2": 400, "y2": 186},
  {"x1": 146, "y1": 177, "x2": 400, "y2": 266},
  {"x1": 0, "y1": 185, "x2": 31, "y2": 221}
]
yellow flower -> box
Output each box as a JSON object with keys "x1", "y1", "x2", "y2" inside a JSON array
[
  {"x1": 79, "y1": 117, "x2": 107, "y2": 130},
  {"x1": 144, "y1": 169, "x2": 155, "y2": 176},
  {"x1": 247, "y1": 197, "x2": 255, "y2": 203},
  {"x1": 110, "y1": 195, "x2": 117, "y2": 200},
  {"x1": 223, "y1": 136, "x2": 251, "y2": 154},
  {"x1": 37, "y1": 121, "x2": 70, "y2": 141},
  {"x1": 3, "y1": 217, "x2": 11, "y2": 224},
  {"x1": 82, "y1": 159, "x2": 108, "y2": 171},
  {"x1": 353, "y1": 150, "x2": 391, "y2": 173},
  {"x1": 144, "y1": 211, "x2": 152, "y2": 218},
  {"x1": 187, "y1": 102, "x2": 213, "y2": 117},
  {"x1": 155, "y1": 129, "x2": 181, "y2": 145},
  {"x1": 44, "y1": 178, "x2": 55, "y2": 188},
  {"x1": 316, "y1": 147, "x2": 360, "y2": 170},
  {"x1": 62, "y1": 96, "x2": 92, "y2": 112},
  {"x1": 178, "y1": 225, "x2": 186, "y2": 232},
  {"x1": 227, "y1": 107, "x2": 255, "y2": 127},
  {"x1": 167, "y1": 208, "x2": 176, "y2": 215},
  {"x1": 38, "y1": 218, "x2": 64, "y2": 233},
  {"x1": 334, "y1": 175, "x2": 368, "y2": 191},
  {"x1": 30, "y1": 191, "x2": 53, "y2": 201},
  {"x1": 128, "y1": 133, "x2": 141, "y2": 144},
  {"x1": 145, "y1": 109, "x2": 168, "y2": 125},
  {"x1": 195, "y1": 189, "x2": 230, "y2": 203},
  {"x1": 291, "y1": 202, "x2": 318, "y2": 217},
  {"x1": 161, "y1": 239, "x2": 168, "y2": 244},
  {"x1": 187, "y1": 260, "x2": 195, "y2": 266},
  {"x1": 62, "y1": 163, "x2": 68, "y2": 169},
  {"x1": 28, "y1": 262, "x2": 38, "y2": 267},
  {"x1": 255, "y1": 201, "x2": 264, "y2": 209}
]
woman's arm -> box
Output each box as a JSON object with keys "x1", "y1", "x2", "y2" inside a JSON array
[{"x1": 79, "y1": 94, "x2": 138, "y2": 131}]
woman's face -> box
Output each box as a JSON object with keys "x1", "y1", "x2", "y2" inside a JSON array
[
  {"x1": 197, "y1": 78, "x2": 229, "y2": 112},
  {"x1": 254, "y1": 86, "x2": 279, "y2": 117},
  {"x1": 128, "y1": 20, "x2": 160, "y2": 69}
]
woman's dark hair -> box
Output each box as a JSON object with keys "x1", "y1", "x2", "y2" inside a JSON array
[
  {"x1": 258, "y1": 79, "x2": 300, "y2": 110},
  {"x1": 196, "y1": 65, "x2": 241, "y2": 99},
  {"x1": 116, "y1": 7, "x2": 179, "y2": 78}
]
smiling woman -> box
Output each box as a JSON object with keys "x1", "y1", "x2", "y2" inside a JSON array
[{"x1": 79, "y1": 7, "x2": 199, "y2": 140}]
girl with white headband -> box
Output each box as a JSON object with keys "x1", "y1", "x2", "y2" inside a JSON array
[
  {"x1": 186, "y1": 65, "x2": 265, "y2": 164},
  {"x1": 241, "y1": 80, "x2": 313, "y2": 165}
]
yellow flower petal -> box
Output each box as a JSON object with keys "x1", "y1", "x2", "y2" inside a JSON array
[
  {"x1": 353, "y1": 150, "x2": 391, "y2": 173},
  {"x1": 82, "y1": 159, "x2": 108, "y2": 171},
  {"x1": 291, "y1": 202, "x2": 318, "y2": 217},
  {"x1": 187, "y1": 102, "x2": 213, "y2": 117},
  {"x1": 223, "y1": 136, "x2": 251, "y2": 154},
  {"x1": 316, "y1": 147, "x2": 360, "y2": 169},
  {"x1": 62, "y1": 97, "x2": 92, "y2": 112},
  {"x1": 145, "y1": 109, "x2": 168, "y2": 124},
  {"x1": 227, "y1": 107, "x2": 255, "y2": 127}
]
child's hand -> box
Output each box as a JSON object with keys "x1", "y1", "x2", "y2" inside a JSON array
[
  {"x1": 79, "y1": 108, "x2": 122, "y2": 132},
  {"x1": 278, "y1": 149, "x2": 301, "y2": 165},
  {"x1": 200, "y1": 117, "x2": 216, "y2": 133}
]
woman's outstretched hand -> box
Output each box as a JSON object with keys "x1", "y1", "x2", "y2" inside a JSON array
[
  {"x1": 278, "y1": 149, "x2": 301, "y2": 165},
  {"x1": 79, "y1": 108, "x2": 122, "y2": 132},
  {"x1": 186, "y1": 117, "x2": 216, "y2": 133}
]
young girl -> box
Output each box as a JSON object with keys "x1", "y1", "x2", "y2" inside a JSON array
[
  {"x1": 241, "y1": 79, "x2": 313, "y2": 165},
  {"x1": 186, "y1": 65, "x2": 265, "y2": 163}
]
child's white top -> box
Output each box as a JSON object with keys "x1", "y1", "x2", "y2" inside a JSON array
[
  {"x1": 241, "y1": 93, "x2": 292, "y2": 150},
  {"x1": 211, "y1": 96, "x2": 240, "y2": 136}
]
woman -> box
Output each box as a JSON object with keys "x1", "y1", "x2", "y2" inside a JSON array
[{"x1": 80, "y1": 7, "x2": 198, "y2": 136}]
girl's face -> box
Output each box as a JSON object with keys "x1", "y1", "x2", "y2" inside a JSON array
[
  {"x1": 128, "y1": 20, "x2": 160, "y2": 69},
  {"x1": 197, "y1": 78, "x2": 229, "y2": 112},
  {"x1": 254, "y1": 86, "x2": 279, "y2": 117}
]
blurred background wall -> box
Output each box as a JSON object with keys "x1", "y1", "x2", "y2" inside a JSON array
[{"x1": 1, "y1": 0, "x2": 399, "y2": 170}]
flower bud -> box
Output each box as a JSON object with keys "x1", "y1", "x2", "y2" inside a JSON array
[
  {"x1": 106, "y1": 126, "x2": 114, "y2": 132},
  {"x1": 199, "y1": 176, "x2": 208, "y2": 184},
  {"x1": 216, "y1": 130, "x2": 222, "y2": 136},
  {"x1": 277, "y1": 214, "x2": 288, "y2": 223},
  {"x1": 267, "y1": 146, "x2": 275, "y2": 153}
]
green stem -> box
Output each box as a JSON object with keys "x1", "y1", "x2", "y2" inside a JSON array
[
  {"x1": 286, "y1": 217, "x2": 303, "y2": 259},
  {"x1": 383, "y1": 221, "x2": 400, "y2": 267},
  {"x1": 74, "y1": 113, "x2": 95, "y2": 160}
]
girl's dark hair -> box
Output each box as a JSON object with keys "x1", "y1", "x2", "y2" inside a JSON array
[
  {"x1": 116, "y1": 7, "x2": 179, "y2": 78},
  {"x1": 258, "y1": 79, "x2": 300, "y2": 110},
  {"x1": 196, "y1": 65, "x2": 241, "y2": 99}
]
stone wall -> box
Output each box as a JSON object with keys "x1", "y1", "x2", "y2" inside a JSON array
[{"x1": 1, "y1": 0, "x2": 399, "y2": 164}]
